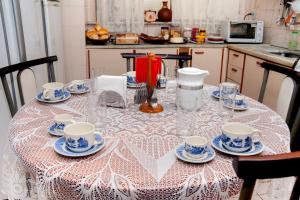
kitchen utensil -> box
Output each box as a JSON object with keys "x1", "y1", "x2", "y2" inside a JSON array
[{"x1": 134, "y1": 83, "x2": 147, "y2": 104}]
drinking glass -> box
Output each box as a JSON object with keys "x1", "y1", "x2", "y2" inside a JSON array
[
  {"x1": 164, "y1": 65, "x2": 177, "y2": 110},
  {"x1": 87, "y1": 89, "x2": 107, "y2": 132},
  {"x1": 218, "y1": 82, "x2": 238, "y2": 121},
  {"x1": 176, "y1": 95, "x2": 198, "y2": 137}
]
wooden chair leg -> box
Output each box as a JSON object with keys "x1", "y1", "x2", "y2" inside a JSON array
[
  {"x1": 239, "y1": 179, "x2": 256, "y2": 200},
  {"x1": 290, "y1": 177, "x2": 300, "y2": 200}
]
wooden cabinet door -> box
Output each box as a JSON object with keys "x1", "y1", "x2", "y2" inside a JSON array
[
  {"x1": 191, "y1": 48, "x2": 223, "y2": 86},
  {"x1": 136, "y1": 48, "x2": 178, "y2": 78},
  {"x1": 242, "y1": 55, "x2": 286, "y2": 110},
  {"x1": 241, "y1": 56, "x2": 265, "y2": 100},
  {"x1": 89, "y1": 49, "x2": 131, "y2": 76}
]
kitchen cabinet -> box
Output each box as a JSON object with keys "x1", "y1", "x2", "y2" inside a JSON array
[
  {"x1": 136, "y1": 48, "x2": 178, "y2": 78},
  {"x1": 88, "y1": 49, "x2": 131, "y2": 76},
  {"x1": 241, "y1": 55, "x2": 286, "y2": 110},
  {"x1": 191, "y1": 48, "x2": 223, "y2": 86}
]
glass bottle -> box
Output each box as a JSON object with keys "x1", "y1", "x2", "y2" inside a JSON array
[{"x1": 288, "y1": 31, "x2": 299, "y2": 51}]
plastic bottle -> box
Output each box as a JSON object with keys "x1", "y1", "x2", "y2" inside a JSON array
[{"x1": 288, "y1": 31, "x2": 299, "y2": 50}]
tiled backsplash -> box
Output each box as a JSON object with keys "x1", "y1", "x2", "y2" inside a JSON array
[{"x1": 247, "y1": 0, "x2": 300, "y2": 49}]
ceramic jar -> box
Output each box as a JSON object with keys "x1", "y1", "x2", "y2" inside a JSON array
[{"x1": 157, "y1": 1, "x2": 172, "y2": 22}]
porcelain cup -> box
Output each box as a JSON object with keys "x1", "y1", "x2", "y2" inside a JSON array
[
  {"x1": 42, "y1": 82, "x2": 64, "y2": 101},
  {"x1": 64, "y1": 122, "x2": 102, "y2": 153},
  {"x1": 221, "y1": 122, "x2": 261, "y2": 152},
  {"x1": 235, "y1": 95, "x2": 245, "y2": 106},
  {"x1": 54, "y1": 114, "x2": 75, "y2": 133},
  {"x1": 127, "y1": 71, "x2": 136, "y2": 84},
  {"x1": 184, "y1": 136, "x2": 208, "y2": 159},
  {"x1": 68, "y1": 80, "x2": 86, "y2": 92}
]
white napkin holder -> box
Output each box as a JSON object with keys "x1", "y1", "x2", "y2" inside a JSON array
[{"x1": 96, "y1": 75, "x2": 127, "y2": 108}]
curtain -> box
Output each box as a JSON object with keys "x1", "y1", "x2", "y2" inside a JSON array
[
  {"x1": 96, "y1": 0, "x2": 144, "y2": 33},
  {"x1": 172, "y1": 0, "x2": 247, "y2": 34}
]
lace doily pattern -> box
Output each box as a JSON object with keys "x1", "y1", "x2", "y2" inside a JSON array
[{"x1": 8, "y1": 87, "x2": 290, "y2": 199}]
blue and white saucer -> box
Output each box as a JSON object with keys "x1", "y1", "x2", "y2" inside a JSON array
[
  {"x1": 67, "y1": 86, "x2": 89, "y2": 94},
  {"x1": 54, "y1": 134, "x2": 105, "y2": 157},
  {"x1": 211, "y1": 135, "x2": 264, "y2": 156},
  {"x1": 224, "y1": 101, "x2": 249, "y2": 111},
  {"x1": 211, "y1": 90, "x2": 220, "y2": 99},
  {"x1": 127, "y1": 82, "x2": 138, "y2": 88},
  {"x1": 36, "y1": 91, "x2": 71, "y2": 103},
  {"x1": 175, "y1": 144, "x2": 215, "y2": 164},
  {"x1": 48, "y1": 123, "x2": 64, "y2": 137}
]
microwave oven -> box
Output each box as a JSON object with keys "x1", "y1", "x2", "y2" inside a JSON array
[{"x1": 221, "y1": 20, "x2": 264, "y2": 43}]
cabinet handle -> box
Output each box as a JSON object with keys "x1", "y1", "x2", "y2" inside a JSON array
[
  {"x1": 195, "y1": 51, "x2": 205, "y2": 55},
  {"x1": 256, "y1": 61, "x2": 263, "y2": 66},
  {"x1": 233, "y1": 53, "x2": 239, "y2": 57},
  {"x1": 231, "y1": 68, "x2": 238, "y2": 72}
]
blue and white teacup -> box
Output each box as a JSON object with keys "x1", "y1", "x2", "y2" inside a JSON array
[
  {"x1": 184, "y1": 136, "x2": 208, "y2": 159},
  {"x1": 42, "y1": 82, "x2": 64, "y2": 101},
  {"x1": 54, "y1": 114, "x2": 75, "y2": 134},
  {"x1": 127, "y1": 71, "x2": 136, "y2": 84},
  {"x1": 221, "y1": 122, "x2": 261, "y2": 153},
  {"x1": 158, "y1": 75, "x2": 167, "y2": 88},
  {"x1": 68, "y1": 80, "x2": 86, "y2": 93},
  {"x1": 64, "y1": 122, "x2": 102, "y2": 153},
  {"x1": 235, "y1": 95, "x2": 245, "y2": 106}
]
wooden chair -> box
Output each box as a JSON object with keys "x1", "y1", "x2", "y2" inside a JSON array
[
  {"x1": 233, "y1": 151, "x2": 300, "y2": 200},
  {"x1": 258, "y1": 62, "x2": 300, "y2": 130},
  {"x1": 258, "y1": 62, "x2": 300, "y2": 151},
  {"x1": 0, "y1": 56, "x2": 57, "y2": 116}
]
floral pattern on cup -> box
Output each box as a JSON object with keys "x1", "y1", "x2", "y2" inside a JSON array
[
  {"x1": 54, "y1": 114, "x2": 75, "y2": 134},
  {"x1": 64, "y1": 122, "x2": 102, "y2": 153},
  {"x1": 66, "y1": 137, "x2": 89, "y2": 150},
  {"x1": 221, "y1": 122, "x2": 261, "y2": 153},
  {"x1": 184, "y1": 144, "x2": 206, "y2": 155},
  {"x1": 42, "y1": 82, "x2": 65, "y2": 101},
  {"x1": 221, "y1": 133, "x2": 252, "y2": 152},
  {"x1": 55, "y1": 123, "x2": 65, "y2": 131},
  {"x1": 68, "y1": 80, "x2": 86, "y2": 93},
  {"x1": 184, "y1": 136, "x2": 208, "y2": 159}
]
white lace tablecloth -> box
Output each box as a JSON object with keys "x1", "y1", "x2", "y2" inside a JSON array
[{"x1": 6, "y1": 86, "x2": 290, "y2": 199}]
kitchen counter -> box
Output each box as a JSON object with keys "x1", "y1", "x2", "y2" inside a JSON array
[
  {"x1": 228, "y1": 44, "x2": 298, "y2": 68},
  {"x1": 86, "y1": 42, "x2": 299, "y2": 68},
  {"x1": 86, "y1": 42, "x2": 227, "y2": 49}
]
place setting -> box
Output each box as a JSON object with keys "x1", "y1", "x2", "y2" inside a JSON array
[
  {"x1": 53, "y1": 122, "x2": 105, "y2": 157},
  {"x1": 175, "y1": 136, "x2": 216, "y2": 164},
  {"x1": 67, "y1": 80, "x2": 89, "y2": 94},
  {"x1": 211, "y1": 82, "x2": 249, "y2": 111},
  {"x1": 211, "y1": 122, "x2": 264, "y2": 156},
  {"x1": 36, "y1": 82, "x2": 71, "y2": 103}
]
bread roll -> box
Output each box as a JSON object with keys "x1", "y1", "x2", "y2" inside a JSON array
[
  {"x1": 98, "y1": 28, "x2": 109, "y2": 35},
  {"x1": 95, "y1": 24, "x2": 101, "y2": 31}
]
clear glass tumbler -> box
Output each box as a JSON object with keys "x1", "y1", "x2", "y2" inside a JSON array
[
  {"x1": 218, "y1": 82, "x2": 238, "y2": 121},
  {"x1": 176, "y1": 96, "x2": 198, "y2": 137},
  {"x1": 87, "y1": 89, "x2": 107, "y2": 132}
]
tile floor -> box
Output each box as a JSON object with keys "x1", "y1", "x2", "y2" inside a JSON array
[{"x1": 229, "y1": 177, "x2": 296, "y2": 200}]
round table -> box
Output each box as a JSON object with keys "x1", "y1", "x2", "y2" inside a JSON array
[{"x1": 8, "y1": 86, "x2": 290, "y2": 199}]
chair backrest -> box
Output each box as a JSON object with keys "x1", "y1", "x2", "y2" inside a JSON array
[
  {"x1": 258, "y1": 62, "x2": 300, "y2": 136},
  {"x1": 233, "y1": 151, "x2": 300, "y2": 200},
  {"x1": 0, "y1": 56, "x2": 57, "y2": 116},
  {"x1": 17, "y1": 68, "x2": 37, "y2": 105},
  {"x1": 276, "y1": 76, "x2": 294, "y2": 120}
]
